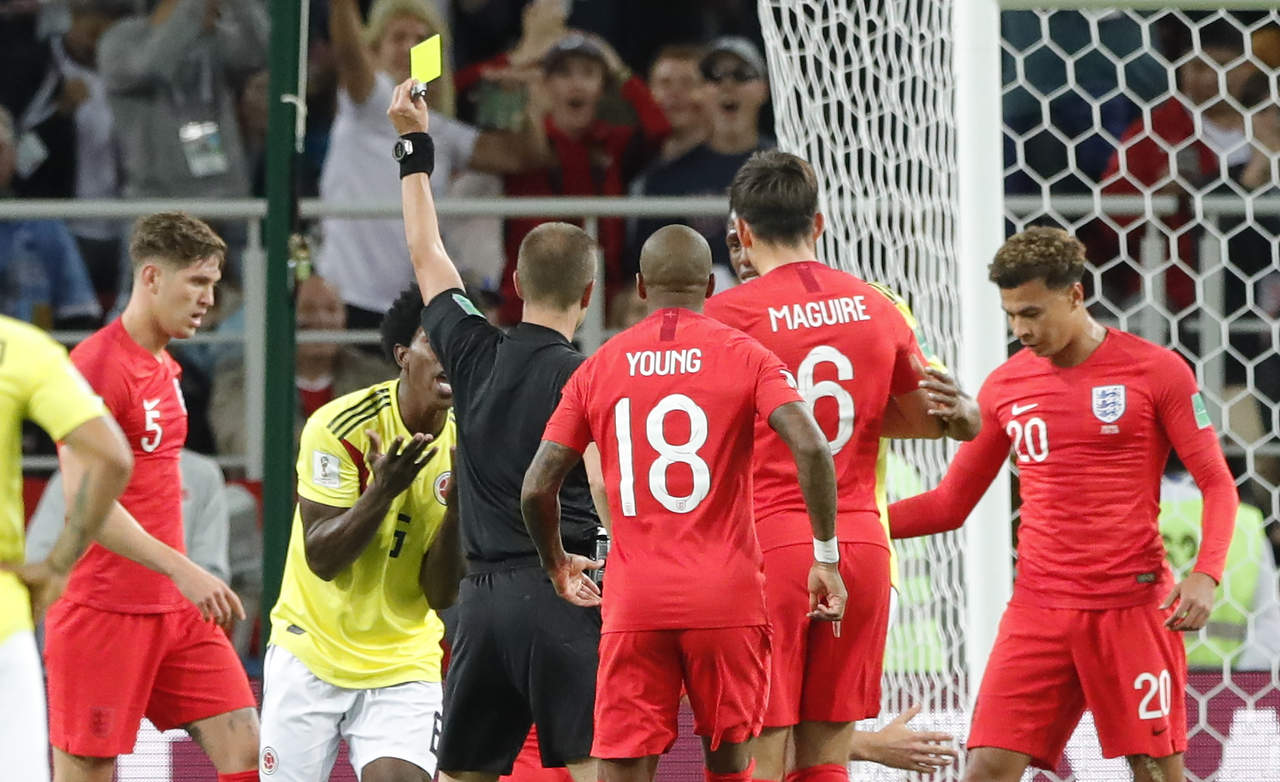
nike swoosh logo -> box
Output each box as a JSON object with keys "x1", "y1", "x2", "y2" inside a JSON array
[
  {"x1": 1010, "y1": 402, "x2": 1039, "y2": 415},
  {"x1": 1153, "y1": 725, "x2": 1168, "y2": 736}
]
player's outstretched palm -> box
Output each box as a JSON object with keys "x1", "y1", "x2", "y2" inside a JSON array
[
  {"x1": 367, "y1": 431, "x2": 438, "y2": 498},
  {"x1": 864, "y1": 703, "x2": 958, "y2": 774},
  {"x1": 548, "y1": 554, "x2": 604, "y2": 608},
  {"x1": 171, "y1": 557, "x2": 246, "y2": 632},
  {"x1": 807, "y1": 561, "x2": 846, "y2": 624}
]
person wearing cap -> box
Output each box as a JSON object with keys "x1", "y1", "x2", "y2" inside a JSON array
[
  {"x1": 628, "y1": 36, "x2": 772, "y2": 292},
  {"x1": 459, "y1": 19, "x2": 670, "y2": 325}
]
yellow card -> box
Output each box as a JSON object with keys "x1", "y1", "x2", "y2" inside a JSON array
[{"x1": 411, "y1": 35, "x2": 443, "y2": 85}]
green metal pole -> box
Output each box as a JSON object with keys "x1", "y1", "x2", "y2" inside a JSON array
[{"x1": 262, "y1": 0, "x2": 304, "y2": 638}]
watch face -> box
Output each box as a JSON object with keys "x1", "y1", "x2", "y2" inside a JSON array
[{"x1": 394, "y1": 139, "x2": 412, "y2": 160}]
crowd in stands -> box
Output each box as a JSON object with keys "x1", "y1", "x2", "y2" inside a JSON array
[{"x1": 5, "y1": 2, "x2": 1280, "y2": 636}]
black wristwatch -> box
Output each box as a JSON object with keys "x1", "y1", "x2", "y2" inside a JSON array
[
  {"x1": 393, "y1": 137, "x2": 415, "y2": 161},
  {"x1": 394, "y1": 132, "x2": 435, "y2": 178}
]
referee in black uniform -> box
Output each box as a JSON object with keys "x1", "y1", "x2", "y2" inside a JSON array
[{"x1": 389, "y1": 80, "x2": 602, "y2": 782}]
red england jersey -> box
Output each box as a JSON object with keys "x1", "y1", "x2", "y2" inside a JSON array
[
  {"x1": 895, "y1": 329, "x2": 1234, "y2": 610},
  {"x1": 67, "y1": 319, "x2": 187, "y2": 612},
  {"x1": 542, "y1": 307, "x2": 802, "y2": 632},
  {"x1": 704, "y1": 262, "x2": 925, "y2": 551}
]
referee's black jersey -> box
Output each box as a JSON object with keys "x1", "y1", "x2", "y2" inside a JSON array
[{"x1": 421, "y1": 288, "x2": 599, "y2": 562}]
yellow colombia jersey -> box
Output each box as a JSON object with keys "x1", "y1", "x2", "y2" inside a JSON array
[
  {"x1": 867, "y1": 283, "x2": 948, "y2": 591},
  {"x1": 271, "y1": 379, "x2": 456, "y2": 689},
  {"x1": 0, "y1": 316, "x2": 105, "y2": 644}
]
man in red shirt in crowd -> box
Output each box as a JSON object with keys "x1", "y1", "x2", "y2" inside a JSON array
[
  {"x1": 704, "y1": 151, "x2": 980, "y2": 782},
  {"x1": 889, "y1": 226, "x2": 1238, "y2": 782},
  {"x1": 521, "y1": 224, "x2": 846, "y2": 782},
  {"x1": 1098, "y1": 19, "x2": 1271, "y2": 310},
  {"x1": 457, "y1": 28, "x2": 669, "y2": 323},
  {"x1": 48, "y1": 212, "x2": 260, "y2": 782}
]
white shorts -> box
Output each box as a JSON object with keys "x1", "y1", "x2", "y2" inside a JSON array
[
  {"x1": 0, "y1": 629, "x2": 49, "y2": 781},
  {"x1": 259, "y1": 645, "x2": 443, "y2": 781}
]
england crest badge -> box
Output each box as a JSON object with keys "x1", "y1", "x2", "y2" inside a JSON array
[{"x1": 1092, "y1": 384, "x2": 1126, "y2": 423}]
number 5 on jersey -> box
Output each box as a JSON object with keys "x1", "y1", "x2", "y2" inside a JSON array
[{"x1": 614, "y1": 394, "x2": 711, "y2": 516}]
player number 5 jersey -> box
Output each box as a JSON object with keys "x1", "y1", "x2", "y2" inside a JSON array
[{"x1": 271, "y1": 380, "x2": 456, "y2": 688}]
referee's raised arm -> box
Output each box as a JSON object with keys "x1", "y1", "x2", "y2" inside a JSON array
[
  {"x1": 388, "y1": 76, "x2": 604, "y2": 782},
  {"x1": 388, "y1": 78, "x2": 465, "y2": 305}
]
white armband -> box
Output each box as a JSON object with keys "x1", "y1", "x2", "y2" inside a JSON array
[{"x1": 813, "y1": 536, "x2": 839, "y2": 564}]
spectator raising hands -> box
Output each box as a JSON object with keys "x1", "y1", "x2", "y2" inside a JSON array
[{"x1": 317, "y1": 0, "x2": 553, "y2": 329}]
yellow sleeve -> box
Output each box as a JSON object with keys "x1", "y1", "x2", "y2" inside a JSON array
[
  {"x1": 296, "y1": 414, "x2": 364, "y2": 508},
  {"x1": 22, "y1": 330, "x2": 106, "y2": 441},
  {"x1": 868, "y1": 281, "x2": 947, "y2": 373}
]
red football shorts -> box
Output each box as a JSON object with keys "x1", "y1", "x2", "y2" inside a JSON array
[
  {"x1": 969, "y1": 600, "x2": 1188, "y2": 769},
  {"x1": 44, "y1": 601, "x2": 255, "y2": 757},
  {"x1": 592, "y1": 625, "x2": 771, "y2": 759},
  {"x1": 762, "y1": 541, "x2": 890, "y2": 727}
]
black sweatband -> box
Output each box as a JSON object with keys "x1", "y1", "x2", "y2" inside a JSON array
[{"x1": 398, "y1": 132, "x2": 435, "y2": 178}]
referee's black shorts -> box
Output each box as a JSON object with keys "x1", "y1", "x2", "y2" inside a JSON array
[{"x1": 438, "y1": 558, "x2": 601, "y2": 773}]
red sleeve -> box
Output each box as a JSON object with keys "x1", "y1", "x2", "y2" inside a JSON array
[
  {"x1": 746, "y1": 339, "x2": 804, "y2": 420},
  {"x1": 888, "y1": 383, "x2": 1010, "y2": 538},
  {"x1": 454, "y1": 52, "x2": 511, "y2": 95},
  {"x1": 889, "y1": 316, "x2": 927, "y2": 396},
  {"x1": 1152, "y1": 351, "x2": 1238, "y2": 583},
  {"x1": 541, "y1": 364, "x2": 593, "y2": 454},
  {"x1": 619, "y1": 75, "x2": 670, "y2": 144}
]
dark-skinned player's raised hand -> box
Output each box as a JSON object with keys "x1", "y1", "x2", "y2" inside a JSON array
[{"x1": 366, "y1": 431, "x2": 438, "y2": 498}]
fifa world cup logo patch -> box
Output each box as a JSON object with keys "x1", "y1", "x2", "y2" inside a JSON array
[{"x1": 1091, "y1": 384, "x2": 1126, "y2": 424}]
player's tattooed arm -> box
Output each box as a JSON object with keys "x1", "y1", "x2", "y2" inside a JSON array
[
  {"x1": 768, "y1": 401, "x2": 846, "y2": 623},
  {"x1": 768, "y1": 402, "x2": 838, "y2": 542},
  {"x1": 388, "y1": 79, "x2": 467, "y2": 305},
  {"x1": 302, "y1": 432, "x2": 438, "y2": 581},
  {"x1": 522, "y1": 440, "x2": 603, "y2": 608},
  {"x1": 420, "y1": 448, "x2": 464, "y2": 608},
  {"x1": 3, "y1": 415, "x2": 132, "y2": 623}
]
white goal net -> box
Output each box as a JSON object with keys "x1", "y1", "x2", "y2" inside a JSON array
[{"x1": 762, "y1": 3, "x2": 1280, "y2": 782}]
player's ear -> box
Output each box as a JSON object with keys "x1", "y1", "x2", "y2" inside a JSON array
[
  {"x1": 139, "y1": 262, "x2": 161, "y2": 293},
  {"x1": 394, "y1": 343, "x2": 410, "y2": 370},
  {"x1": 812, "y1": 212, "x2": 826, "y2": 243},
  {"x1": 512, "y1": 270, "x2": 525, "y2": 302},
  {"x1": 579, "y1": 279, "x2": 594, "y2": 311},
  {"x1": 705, "y1": 274, "x2": 716, "y2": 298},
  {"x1": 1070, "y1": 281, "x2": 1085, "y2": 308},
  {"x1": 735, "y1": 216, "x2": 753, "y2": 248},
  {"x1": 636, "y1": 274, "x2": 649, "y2": 301}
]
